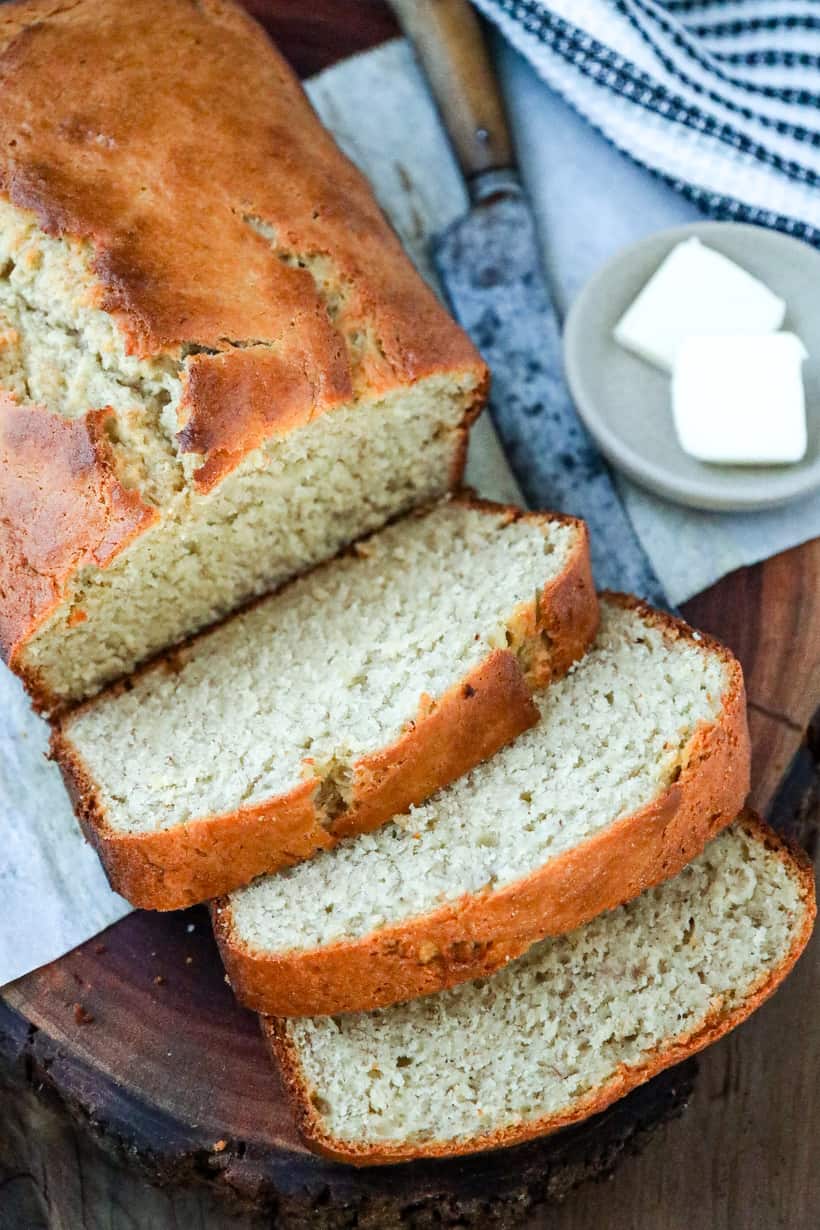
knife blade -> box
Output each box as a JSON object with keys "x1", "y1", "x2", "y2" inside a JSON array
[
  {"x1": 389, "y1": 0, "x2": 669, "y2": 607},
  {"x1": 434, "y1": 171, "x2": 669, "y2": 604}
]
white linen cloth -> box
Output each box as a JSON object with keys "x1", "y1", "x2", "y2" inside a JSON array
[{"x1": 474, "y1": 0, "x2": 820, "y2": 242}]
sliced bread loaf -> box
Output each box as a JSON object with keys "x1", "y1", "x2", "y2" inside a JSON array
[
  {"x1": 0, "y1": 0, "x2": 486, "y2": 714},
  {"x1": 53, "y1": 498, "x2": 596, "y2": 909},
  {"x1": 215, "y1": 596, "x2": 750, "y2": 1016},
  {"x1": 266, "y1": 815, "x2": 815, "y2": 1165}
]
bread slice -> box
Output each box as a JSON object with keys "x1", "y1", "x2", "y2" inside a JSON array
[
  {"x1": 0, "y1": 0, "x2": 486, "y2": 714},
  {"x1": 265, "y1": 815, "x2": 815, "y2": 1165},
  {"x1": 215, "y1": 596, "x2": 750, "y2": 1016},
  {"x1": 53, "y1": 498, "x2": 596, "y2": 910}
]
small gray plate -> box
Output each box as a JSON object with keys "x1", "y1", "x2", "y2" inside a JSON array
[{"x1": 563, "y1": 221, "x2": 820, "y2": 512}]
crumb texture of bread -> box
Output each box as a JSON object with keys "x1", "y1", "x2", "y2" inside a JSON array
[
  {"x1": 273, "y1": 821, "x2": 814, "y2": 1161},
  {"x1": 59, "y1": 502, "x2": 583, "y2": 835},
  {"x1": 0, "y1": 0, "x2": 485, "y2": 708},
  {"x1": 228, "y1": 598, "x2": 737, "y2": 953},
  {"x1": 13, "y1": 372, "x2": 475, "y2": 706}
]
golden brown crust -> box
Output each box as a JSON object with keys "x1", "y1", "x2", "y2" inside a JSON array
[
  {"x1": 215, "y1": 596, "x2": 751, "y2": 1016},
  {"x1": 263, "y1": 812, "x2": 816, "y2": 1166},
  {"x1": 0, "y1": 397, "x2": 157, "y2": 706},
  {"x1": 0, "y1": 0, "x2": 481, "y2": 380},
  {"x1": 175, "y1": 343, "x2": 353, "y2": 491},
  {"x1": 52, "y1": 500, "x2": 596, "y2": 910},
  {"x1": 0, "y1": 0, "x2": 486, "y2": 683},
  {"x1": 53, "y1": 741, "x2": 336, "y2": 911}
]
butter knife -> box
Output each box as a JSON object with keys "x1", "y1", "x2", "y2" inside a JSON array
[{"x1": 389, "y1": 0, "x2": 669, "y2": 605}]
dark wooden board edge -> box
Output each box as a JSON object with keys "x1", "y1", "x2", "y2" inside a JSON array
[
  {"x1": 683, "y1": 538, "x2": 820, "y2": 811},
  {"x1": 242, "y1": 0, "x2": 398, "y2": 76},
  {"x1": 0, "y1": 993, "x2": 697, "y2": 1226}
]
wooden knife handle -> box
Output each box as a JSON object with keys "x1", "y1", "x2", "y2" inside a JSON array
[{"x1": 388, "y1": 0, "x2": 514, "y2": 181}]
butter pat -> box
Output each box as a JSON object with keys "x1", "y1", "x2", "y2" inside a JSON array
[
  {"x1": 614, "y1": 238, "x2": 786, "y2": 371},
  {"x1": 672, "y1": 332, "x2": 808, "y2": 465}
]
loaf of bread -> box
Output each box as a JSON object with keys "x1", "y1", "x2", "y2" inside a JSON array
[
  {"x1": 266, "y1": 815, "x2": 815, "y2": 1165},
  {"x1": 52, "y1": 498, "x2": 596, "y2": 909},
  {"x1": 215, "y1": 596, "x2": 750, "y2": 1016},
  {"x1": 0, "y1": 0, "x2": 486, "y2": 713}
]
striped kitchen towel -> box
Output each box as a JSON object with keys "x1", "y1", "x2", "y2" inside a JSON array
[{"x1": 472, "y1": 0, "x2": 820, "y2": 243}]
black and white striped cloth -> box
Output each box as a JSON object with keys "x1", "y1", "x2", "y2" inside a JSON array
[{"x1": 472, "y1": 0, "x2": 820, "y2": 243}]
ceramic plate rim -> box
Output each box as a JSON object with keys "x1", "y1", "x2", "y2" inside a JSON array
[{"x1": 563, "y1": 221, "x2": 820, "y2": 513}]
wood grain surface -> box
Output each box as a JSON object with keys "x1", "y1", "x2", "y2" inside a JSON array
[{"x1": 1, "y1": 3, "x2": 818, "y2": 1228}]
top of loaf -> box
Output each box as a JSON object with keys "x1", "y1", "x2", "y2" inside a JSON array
[
  {"x1": 0, "y1": 0, "x2": 482, "y2": 492},
  {"x1": 0, "y1": 0, "x2": 485, "y2": 681}
]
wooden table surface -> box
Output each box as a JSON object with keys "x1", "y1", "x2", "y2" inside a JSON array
[{"x1": 1, "y1": 4, "x2": 819, "y2": 1228}]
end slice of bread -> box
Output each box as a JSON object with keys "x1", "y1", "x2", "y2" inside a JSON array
[
  {"x1": 215, "y1": 596, "x2": 750, "y2": 1016},
  {"x1": 52, "y1": 497, "x2": 596, "y2": 909},
  {"x1": 265, "y1": 815, "x2": 815, "y2": 1166}
]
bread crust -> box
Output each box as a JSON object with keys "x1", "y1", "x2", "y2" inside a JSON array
[
  {"x1": 214, "y1": 596, "x2": 751, "y2": 1016},
  {"x1": 0, "y1": 399, "x2": 158, "y2": 709},
  {"x1": 0, "y1": 0, "x2": 487, "y2": 702},
  {"x1": 263, "y1": 813, "x2": 816, "y2": 1166},
  {"x1": 52, "y1": 500, "x2": 597, "y2": 909}
]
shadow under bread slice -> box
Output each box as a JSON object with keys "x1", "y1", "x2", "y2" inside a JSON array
[
  {"x1": 264, "y1": 814, "x2": 815, "y2": 1166},
  {"x1": 52, "y1": 496, "x2": 596, "y2": 909},
  {"x1": 215, "y1": 595, "x2": 750, "y2": 1016}
]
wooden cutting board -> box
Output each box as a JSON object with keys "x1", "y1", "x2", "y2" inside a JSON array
[{"x1": 1, "y1": 5, "x2": 819, "y2": 1227}]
